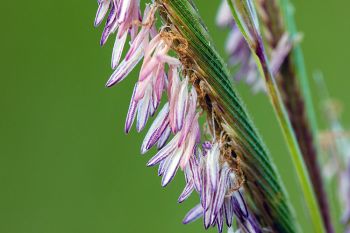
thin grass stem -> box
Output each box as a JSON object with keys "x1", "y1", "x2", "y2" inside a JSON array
[{"x1": 226, "y1": 1, "x2": 325, "y2": 232}]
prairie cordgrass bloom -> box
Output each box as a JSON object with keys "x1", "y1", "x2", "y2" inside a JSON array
[
  {"x1": 91, "y1": 0, "x2": 350, "y2": 232},
  {"x1": 94, "y1": 0, "x2": 296, "y2": 232},
  {"x1": 93, "y1": 1, "x2": 262, "y2": 232}
]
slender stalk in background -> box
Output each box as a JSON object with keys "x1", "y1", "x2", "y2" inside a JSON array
[
  {"x1": 256, "y1": 0, "x2": 334, "y2": 232},
  {"x1": 225, "y1": 0, "x2": 325, "y2": 232},
  {"x1": 218, "y1": 1, "x2": 333, "y2": 229}
]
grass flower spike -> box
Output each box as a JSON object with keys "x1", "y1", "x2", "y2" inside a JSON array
[{"x1": 94, "y1": 0, "x2": 297, "y2": 232}]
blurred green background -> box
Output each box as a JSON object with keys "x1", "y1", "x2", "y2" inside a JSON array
[{"x1": 1, "y1": 1, "x2": 349, "y2": 232}]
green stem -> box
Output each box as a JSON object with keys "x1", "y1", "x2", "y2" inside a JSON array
[
  {"x1": 279, "y1": 0, "x2": 319, "y2": 138},
  {"x1": 255, "y1": 43, "x2": 325, "y2": 233},
  {"x1": 279, "y1": 2, "x2": 334, "y2": 231},
  {"x1": 256, "y1": 0, "x2": 333, "y2": 231}
]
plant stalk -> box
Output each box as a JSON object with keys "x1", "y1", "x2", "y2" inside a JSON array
[
  {"x1": 226, "y1": 1, "x2": 325, "y2": 232},
  {"x1": 256, "y1": 0, "x2": 334, "y2": 231},
  {"x1": 255, "y1": 42, "x2": 325, "y2": 233}
]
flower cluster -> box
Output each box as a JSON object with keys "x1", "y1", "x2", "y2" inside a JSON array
[
  {"x1": 95, "y1": 0, "x2": 200, "y2": 187},
  {"x1": 94, "y1": 1, "x2": 262, "y2": 232},
  {"x1": 182, "y1": 142, "x2": 262, "y2": 233}
]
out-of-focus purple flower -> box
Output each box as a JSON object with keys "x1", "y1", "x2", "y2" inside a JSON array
[
  {"x1": 216, "y1": 0, "x2": 294, "y2": 94},
  {"x1": 216, "y1": 1, "x2": 263, "y2": 93},
  {"x1": 317, "y1": 95, "x2": 350, "y2": 229}
]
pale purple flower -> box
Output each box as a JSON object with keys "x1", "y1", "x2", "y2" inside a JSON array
[
  {"x1": 145, "y1": 88, "x2": 200, "y2": 187},
  {"x1": 181, "y1": 142, "x2": 263, "y2": 233},
  {"x1": 94, "y1": 0, "x2": 200, "y2": 188},
  {"x1": 95, "y1": 0, "x2": 141, "y2": 47}
]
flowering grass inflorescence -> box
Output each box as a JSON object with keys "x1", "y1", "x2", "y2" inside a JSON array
[
  {"x1": 93, "y1": 0, "x2": 298, "y2": 232},
  {"x1": 94, "y1": 1, "x2": 265, "y2": 232},
  {"x1": 89, "y1": 0, "x2": 350, "y2": 232}
]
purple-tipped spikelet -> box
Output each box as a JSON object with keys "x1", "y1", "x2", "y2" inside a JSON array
[
  {"x1": 182, "y1": 142, "x2": 263, "y2": 233},
  {"x1": 93, "y1": 1, "x2": 264, "y2": 232},
  {"x1": 95, "y1": 1, "x2": 200, "y2": 187}
]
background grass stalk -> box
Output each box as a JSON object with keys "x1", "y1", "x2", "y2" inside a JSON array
[
  {"x1": 279, "y1": 0, "x2": 319, "y2": 137},
  {"x1": 255, "y1": 0, "x2": 334, "y2": 231},
  {"x1": 226, "y1": 0, "x2": 325, "y2": 232},
  {"x1": 254, "y1": 44, "x2": 325, "y2": 232}
]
